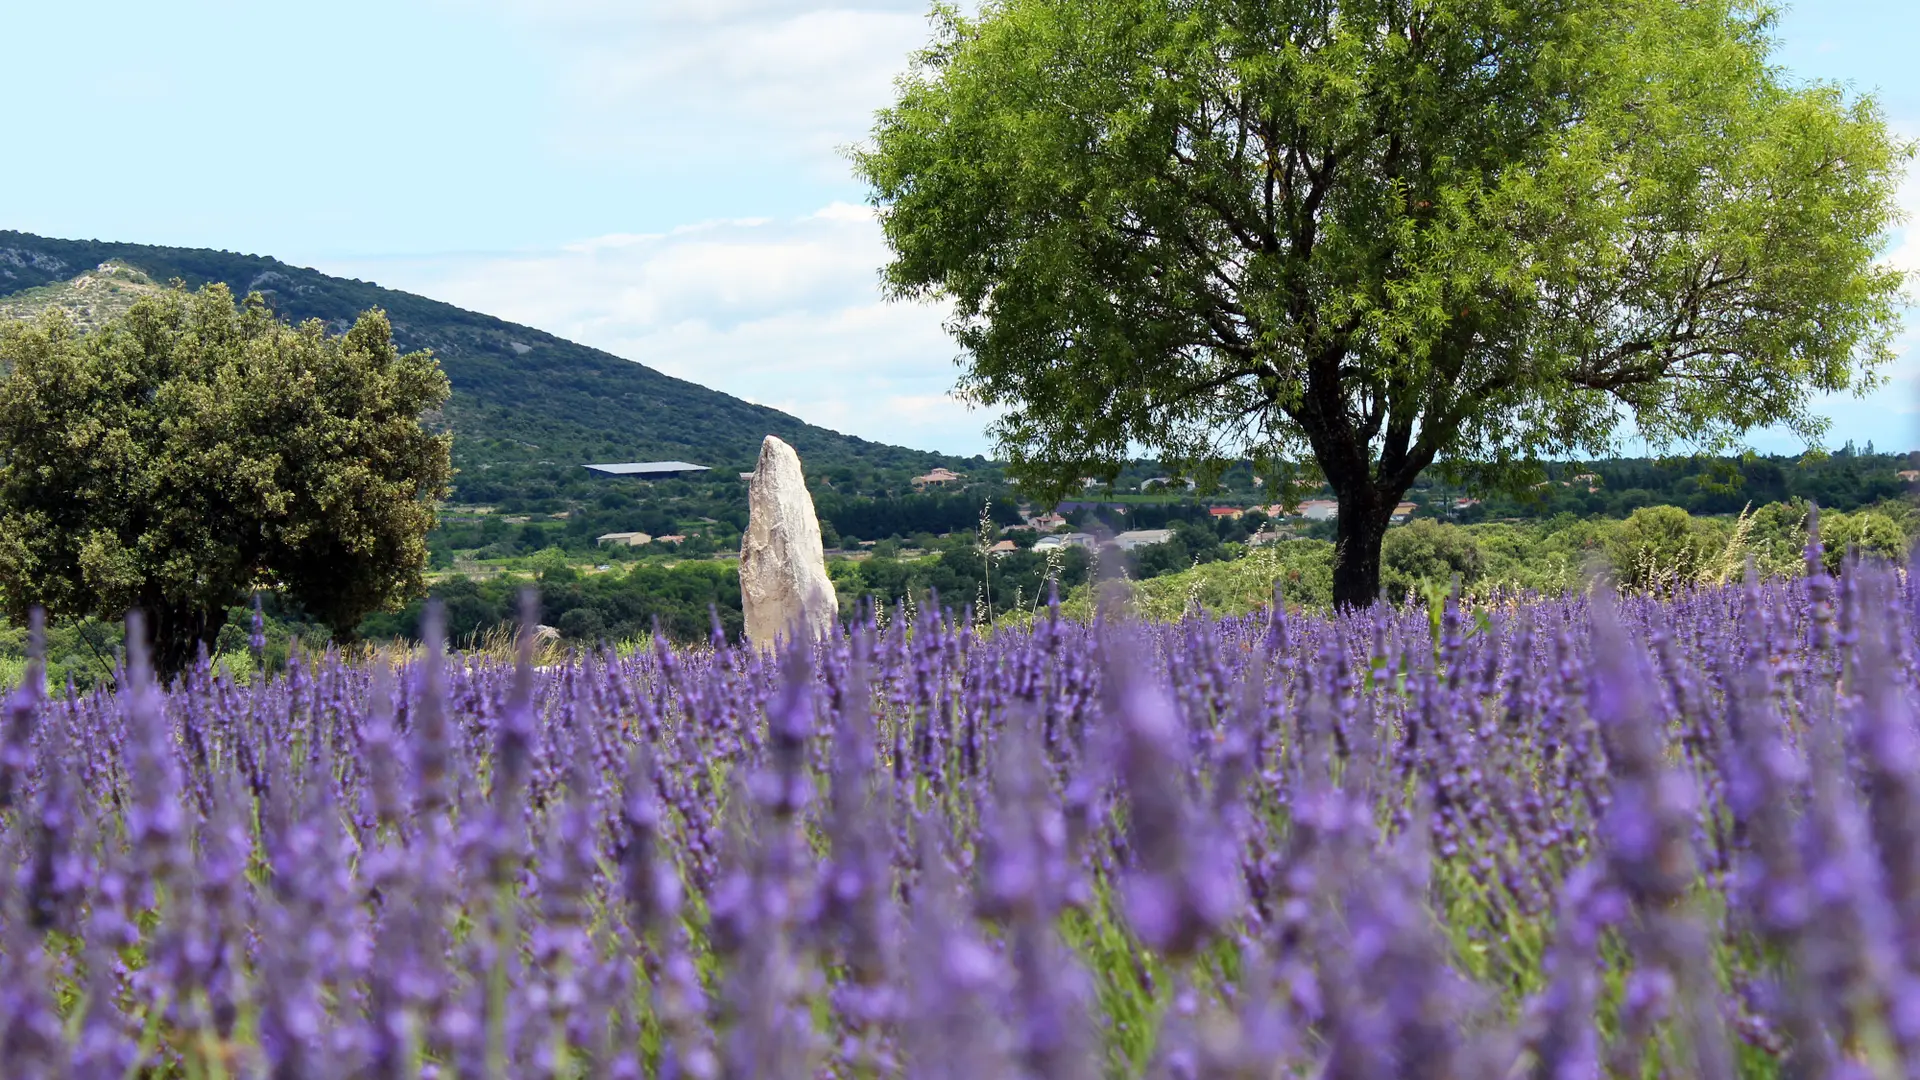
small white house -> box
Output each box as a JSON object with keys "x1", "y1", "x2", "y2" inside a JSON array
[
  {"x1": 1112, "y1": 529, "x2": 1176, "y2": 551},
  {"x1": 1035, "y1": 532, "x2": 1098, "y2": 551},
  {"x1": 596, "y1": 531, "x2": 653, "y2": 547}
]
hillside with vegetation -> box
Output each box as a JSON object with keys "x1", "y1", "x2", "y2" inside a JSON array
[
  {"x1": 0, "y1": 260, "x2": 164, "y2": 331},
  {"x1": 4, "y1": 234, "x2": 1913, "y2": 671},
  {"x1": 0, "y1": 231, "x2": 966, "y2": 498}
]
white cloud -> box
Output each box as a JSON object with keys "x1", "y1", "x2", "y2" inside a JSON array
[
  {"x1": 323, "y1": 2, "x2": 999, "y2": 455},
  {"x1": 1864, "y1": 121, "x2": 1920, "y2": 441},
  {"x1": 322, "y1": 205, "x2": 1000, "y2": 456},
  {"x1": 445, "y1": 0, "x2": 944, "y2": 178},
  {"x1": 1891, "y1": 147, "x2": 1920, "y2": 276}
]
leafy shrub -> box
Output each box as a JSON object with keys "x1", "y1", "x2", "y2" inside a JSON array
[
  {"x1": 1380, "y1": 520, "x2": 1485, "y2": 599},
  {"x1": 1605, "y1": 505, "x2": 1727, "y2": 592},
  {"x1": 1817, "y1": 507, "x2": 1912, "y2": 572}
]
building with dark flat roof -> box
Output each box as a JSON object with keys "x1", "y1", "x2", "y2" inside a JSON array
[{"x1": 583, "y1": 461, "x2": 709, "y2": 479}]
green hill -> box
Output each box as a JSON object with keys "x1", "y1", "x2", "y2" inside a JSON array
[
  {"x1": 0, "y1": 231, "x2": 962, "y2": 493},
  {"x1": 0, "y1": 260, "x2": 166, "y2": 332}
]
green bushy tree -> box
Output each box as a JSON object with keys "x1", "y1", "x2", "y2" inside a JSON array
[
  {"x1": 1731, "y1": 498, "x2": 1915, "y2": 577},
  {"x1": 1607, "y1": 506, "x2": 1724, "y2": 591},
  {"x1": 858, "y1": 0, "x2": 1910, "y2": 607},
  {"x1": 1817, "y1": 507, "x2": 1912, "y2": 573},
  {"x1": 1381, "y1": 520, "x2": 1484, "y2": 599},
  {"x1": 0, "y1": 284, "x2": 451, "y2": 676}
]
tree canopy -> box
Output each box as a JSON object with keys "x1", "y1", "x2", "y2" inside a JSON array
[
  {"x1": 857, "y1": 0, "x2": 1911, "y2": 605},
  {"x1": 0, "y1": 284, "x2": 452, "y2": 675}
]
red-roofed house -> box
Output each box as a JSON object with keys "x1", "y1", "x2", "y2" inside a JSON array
[
  {"x1": 913, "y1": 467, "x2": 964, "y2": 488},
  {"x1": 1297, "y1": 499, "x2": 1338, "y2": 521}
]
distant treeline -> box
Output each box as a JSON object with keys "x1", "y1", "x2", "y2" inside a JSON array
[
  {"x1": 429, "y1": 485, "x2": 1036, "y2": 564},
  {"x1": 448, "y1": 455, "x2": 1007, "y2": 514},
  {"x1": 830, "y1": 544, "x2": 1097, "y2": 619},
  {"x1": 816, "y1": 491, "x2": 1026, "y2": 544},
  {"x1": 437, "y1": 449, "x2": 1916, "y2": 564},
  {"x1": 390, "y1": 448, "x2": 1920, "y2": 649},
  {"x1": 1433, "y1": 446, "x2": 1915, "y2": 521},
  {"x1": 358, "y1": 562, "x2": 746, "y2": 646},
  {"x1": 361, "y1": 542, "x2": 1103, "y2": 649}
]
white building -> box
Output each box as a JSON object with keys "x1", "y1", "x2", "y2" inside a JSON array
[
  {"x1": 1111, "y1": 529, "x2": 1176, "y2": 551},
  {"x1": 1035, "y1": 532, "x2": 1098, "y2": 551},
  {"x1": 583, "y1": 461, "x2": 708, "y2": 479}
]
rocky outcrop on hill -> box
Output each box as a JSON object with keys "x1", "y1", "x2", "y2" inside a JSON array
[
  {"x1": 740, "y1": 435, "x2": 838, "y2": 646},
  {"x1": 0, "y1": 261, "x2": 162, "y2": 332}
]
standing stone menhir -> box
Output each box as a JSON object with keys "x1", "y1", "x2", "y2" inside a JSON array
[{"x1": 740, "y1": 435, "x2": 838, "y2": 647}]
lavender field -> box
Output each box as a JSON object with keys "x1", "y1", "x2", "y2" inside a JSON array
[{"x1": 1, "y1": 538, "x2": 1918, "y2": 1078}]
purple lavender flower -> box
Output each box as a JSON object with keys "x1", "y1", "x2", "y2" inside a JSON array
[
  {"x1": 1103, "y1": 628, "x2": 1242, "y2": 960},
  {"x1": 0, "y1": 608, "x2": 44, "y2": 813},
  {"x1": 120, "y1": 612, "x2": 187, "y2": 906},
  {"x1": 1587, "y1": 596, "x2": 1733, "y2": 1080},
  {"x1": 250, "y1": 592, "x2": 268, "y2": 663},
  {"x1": 1523, "y1": 865, "x2": 1618, "y2": 1080},
  {"x1": 976, "y1": 713, "x2": 1097, "y2": 1080},
  {"x1": 901, "y1": 821, "x2": 1015, "y2": 1079},
  {"x1": 10, "y1": 553, "x2": 1920, "y2": 1077}
]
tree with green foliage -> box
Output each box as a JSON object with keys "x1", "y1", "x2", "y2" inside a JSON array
[
  {"x1": 0, "y1": 284, "x2": 452, "y2": 676},
  {"x1": 857, "y1": 0, "x2": 1910, "y2": 606},
  {"x1": 1606, "y1": 504, "x2": 1725, "y2": 591},
  {"x1": 1381, "y1": 519, "x2": 1484, "y2": 598},
  {"x1": 1813, "y1": 506, "x2": 1912, "y2": 575}
]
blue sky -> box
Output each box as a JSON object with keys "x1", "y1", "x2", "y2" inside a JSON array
[{"x1": 3, "y1": 1, "x2": 1915, "y2": 458}]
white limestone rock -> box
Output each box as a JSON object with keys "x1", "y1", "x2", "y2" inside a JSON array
[{"x1": 739, "y1": 435, "x2": 838, "y2": 646}]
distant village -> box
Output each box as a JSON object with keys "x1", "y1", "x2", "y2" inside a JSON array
[{"x1": 574, "y1": 456, "x2": 1447, "y2": 557}]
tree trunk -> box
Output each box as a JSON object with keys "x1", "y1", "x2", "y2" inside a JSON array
[
  {"x1": 144, "y1": 603, "x2": 231, "y2": 683},
  {"x1": 1330, "y1": 486, "x2": 1397, "y2": 610}
]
